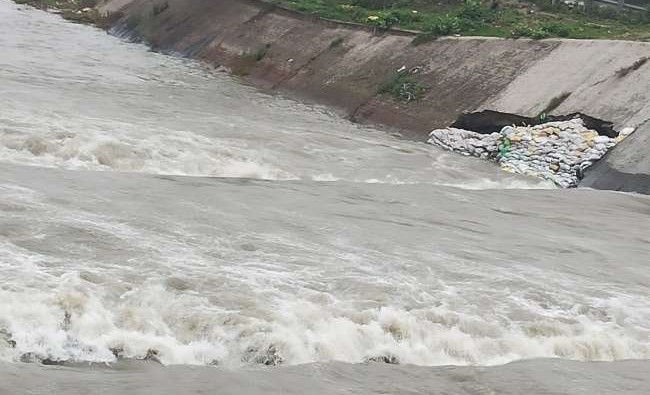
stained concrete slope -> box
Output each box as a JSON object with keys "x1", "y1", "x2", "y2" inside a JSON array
[
  {"x1": 581, "y1": 121, "x2": 650, "y2": 193},
  {"x1": 105, "y1": 0, "x2": 558, "y2": 137},
  {"x1": 481, "y1": 40, "x2": 650, "y2": 193},
  {"x1": 483, "y1": 40, "x2": 650, "y2": 130}
]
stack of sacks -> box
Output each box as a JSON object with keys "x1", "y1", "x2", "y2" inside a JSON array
[{"x1": 428, "y1": 118, "x2": 631, "y2": 187}]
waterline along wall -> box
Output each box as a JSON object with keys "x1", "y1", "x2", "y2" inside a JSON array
[{"x1": 100, "y1": 0, "x2": 650, "y2": 193}]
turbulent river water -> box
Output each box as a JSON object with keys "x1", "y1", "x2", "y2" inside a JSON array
[{"x1": 1, "y1": 1, "x2": 649, "y2": 393}]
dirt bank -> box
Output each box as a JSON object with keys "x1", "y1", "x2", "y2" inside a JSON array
[{"x1": 98, "y1": 0, "x2": 650, "y2": 192}]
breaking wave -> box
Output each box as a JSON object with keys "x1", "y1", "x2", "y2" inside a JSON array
[
  {"x1": 0, "y1": 120, "x2": 296, "y2": 180},
  {"x1": 0, "y1": 123, "x2": 556, "y2": 189},
  {"x1": 1, "y1": 272, "x2": 648, "y2": 366}
]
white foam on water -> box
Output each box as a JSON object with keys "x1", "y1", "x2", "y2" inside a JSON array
[
  {"x1": 1, "y1": 174, "x2": 649, "y2": 367},
  {"x1": 0, "y1": 114, "x2": 296, "y2": 180},
  {"x1": 0, "y1": 114, "x2": 555, "y2": 189},
  {"x1": 441, "y1": 178, "x2": 557, "y2": 190},
  {"x1": 1, "y1": 271, "x2": 649, "y2": 366},
  {"x1": 0, "y1": 183, "x2": 647, "y2": 367}
]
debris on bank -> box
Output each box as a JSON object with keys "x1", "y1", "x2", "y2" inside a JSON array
[{"x1": 428, "y1": 118, "x2": 635, "y2": 188}]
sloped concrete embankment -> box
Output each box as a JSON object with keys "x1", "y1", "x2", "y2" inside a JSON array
[
  {"x1": 100, "y1": 0, "x2": 558, "y2": 139},
  {"x1": 580, "y1": 121, "x2": 650, "y2": 194},
  {"x1": 100, "y1": 0, "x2": 650, "y2": 193}
]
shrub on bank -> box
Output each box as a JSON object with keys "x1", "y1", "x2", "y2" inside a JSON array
[
  {"x1": 511, "y1": 22, "x2": 573, "y2": 39},
  {"x1": 511, "y1": 24, "x2": 551, "y2": 39},
  {"x1": 378, "y1": 70, "x2": 427, "y2": 102}
]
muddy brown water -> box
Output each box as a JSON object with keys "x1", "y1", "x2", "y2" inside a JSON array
[{"x1": 1, "y1": 1, "x2": 649, "y2": 393}]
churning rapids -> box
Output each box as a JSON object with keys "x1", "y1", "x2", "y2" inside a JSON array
[{"x1": 1, "y1": 1, "x2": 649, "y2": 393}]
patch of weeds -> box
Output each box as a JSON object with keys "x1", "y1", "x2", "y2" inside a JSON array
[
  {"x1": 237, "y1": 43, "x2": 271, "y2": 75},
  {"x1": 13, "y1": 0, "x2": 115, "y2": 27},
  {"x1": 274, "y1": 0, "x2": 650, "y2": 40},
  {"x1": 248, "y1": 43, "x2": 271, "y2": 62},
  {"x1": 456, "y1": 0, "x2": 497, "y2": 28},
  {"x1": 511, "y1": 21, "x2": 574, "y2": 39},
  {"x1": 378, "y1": 70, "x2": 426, "y2": 102},
  {"x1": 427, "y1": 15, "x2": 462, "y2": 36},
  {"x1": 61, "y1": 8, "x2": 105, "y2": 25},
  {"x1": 415, "y1": 1, "x2": 498, "y2": 39},
  {"x1": 19, "y1": 0, "x2": 650, "y2": 41},
  {"x1": 366, "y1": 12, "x2": 400, "y2": 30},
  {"x1": 511, "y1": 24, "x2": 551, "y2": 39},
  {"x1": 383, "y1": 9, "x2": 422, "y2": 26},
  {"x1": 540, "y1": 22, "x2": 572, "y2": 37},
  {"x1": 352, "y1": 0, "x2": 400, "y2": 8},
  {"x1": 329, "y1": 37, "x2": 344, "y2": 48}
]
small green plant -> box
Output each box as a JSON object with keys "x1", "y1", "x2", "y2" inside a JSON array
[
  {"x1": 511, "y1": 24, "x2": 551, "y2": 39},
  {"x1": 529, "y1": 0, "x2": 564, "y2": 13},
  {"x1": 511, "y1": 22, "x2": 573, "y2": 39},
  {"x1": 416, "y1": 1, "x2": 497, "y2": 40},
  {"x1": 541, "y1": 22, "x2": 572, "y2": 37},
  {"x1": 378, "y1": 71, "x2": 426, "y2": 102},
  {"x1": 366, "y1": 13, "x2": 400, "y2": 29},
  {"x1": 457, "y1": 0, "x2": 496, "y2": 28},
  {"x1": 243, "y1": 44, "x2": 271, "y2": 62},
  {"x1": 385, "y1": 9, "x2": 422, "y2": 25},
  {"x1": 329, "y1": 37, "x2": 344, "y2": 48},
  {"x1": 428, "y1": 15, "x2": 462, "y2": 36},
  {"x1": 352, "y1": 0, "x2": 401, "y2": 8},
  {"x1": 255, "y1": 44, "x2": 271, "y2": 61}
]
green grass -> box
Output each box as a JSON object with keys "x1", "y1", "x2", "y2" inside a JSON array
[
  {"x1": 19, "y1": 0, "x2": 650, "y2": 40},
  {"x1": 243, "y1": 43, "x2": 272, "y2": 62},
  {"x1": 329, "y1": 36, "x2": 345, "y2": 47},
  {"x1": 378, "y1": 71, "x2": 427, "y2": 102},
  {"x1": 271, "y1": 0, "x2": 650, "y2": 40}
]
